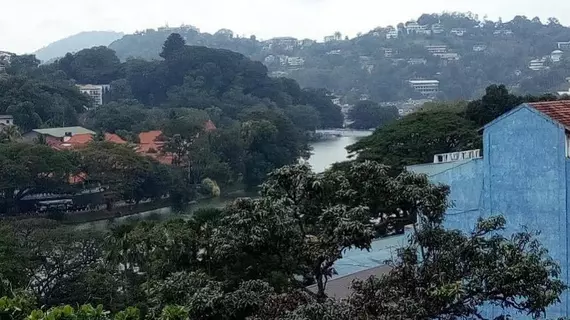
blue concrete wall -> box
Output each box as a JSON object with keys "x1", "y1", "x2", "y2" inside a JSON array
[{"x1": 427, "y1": 106, "x2": 569, "y2": 319}]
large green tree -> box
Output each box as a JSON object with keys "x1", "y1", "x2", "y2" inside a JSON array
[
  {"x1": 348, "y1": 110, "x2": 481, "y2": 169},
  {"x1": 348, "y1": 100, "x2": 399, "y2": 130}
]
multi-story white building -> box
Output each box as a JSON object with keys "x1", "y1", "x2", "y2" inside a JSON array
[
  {"x1": 386, "y1": 27, "x2": 398, "y2": 39},
  {"x1": 431, "y1": 23, "x2": 445, "y2": 34},
  {"x1": 409, "y1": 80, "x2": 440, "y2": 95},
  {"x1": 405, "y1": 22, "x2": 429, "y2": 34},
  {"x1": 551, "y1": 50, "x2": 564, "y2": 62},
  {"x1": 287, "y1": 57, "x2": 305, "y2": 67},
  {"x1": 450, "y1": 28, "x2": 467, "y2": 36},
  {"x1": 529, "y1": 58, "x2": 547, "y2": 71},
  {"x1": 77, "y1": 84, "x2": 108, "y2": 106},
  {"x1": 425, "y1": 45, "x2": 448, "y2": 54}
]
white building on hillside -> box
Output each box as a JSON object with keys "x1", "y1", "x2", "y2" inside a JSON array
[
  {"x1": 529, "y1": 58, "x2": 547, "y2": 71},
  {"x1": 77, "y1": 84, "x2": 109, "y2": 106},
  {"x1": 409, "y1": 80, "x2": 439, "y2": 95},
  {"x1": 551, "y1": 50, "x2": 564, "y2": 62},
  {"x1": 425, "y1": 45, "x2": 447, "y2": 54},
  {"x1": 450, "y1": 28, "x2": 467, "y2": 36},
  {"x1": 386, "y1": 27, "x2": 398, "y2": 39},
  {"x1": 405, "y1": 22, "x2": 430, "y2": 35},
  {"x1": 431, "y1": 23, "x2": 445, "y2": 34}
]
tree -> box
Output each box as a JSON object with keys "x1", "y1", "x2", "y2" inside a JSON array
[
  {"x1": 160, "y1": 33, "x2": 186, "y2": 60},
  {"x1": 347, "y1": 215, "x2": 565, "y2": 319},
  {"x1": 348, "y1": 110, "x2": 481, "y2": 169},
  {"x1": 348, "y1": 100, "x2": 399, "y2": 130},
  {"x1": 63, "y1": 46, "x2": 122, "y2": 84},
  {"x1": 465, "y1": 84, "x2": 525, "y2": 126},
  {"x1": 0, "y1": 143, "x2": 80, "y2": 214},
  {"x1": 285, "y1": 105, "x2": 321, "y2": 132}
]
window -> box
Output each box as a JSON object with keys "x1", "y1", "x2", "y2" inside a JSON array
[{"x1": 6, "y1": 120, "x2": 10, "y2": 124}]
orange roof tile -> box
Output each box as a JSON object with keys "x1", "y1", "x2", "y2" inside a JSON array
[
  {"x1": 529, "y1": 101, "x2": 570, "y2": 128},
  {"x1": 139, "y1": 130, "x2": 163, "y2": 144},
  {"x1": 105, "y1": 133, "x2": 127, "y2": 144},
  {"x1": 65, "y1": 133, "x2": 93, "y2": 145}
]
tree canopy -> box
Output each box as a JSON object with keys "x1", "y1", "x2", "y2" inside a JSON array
[
  {"x1": 0, "y1": 162, "x2": 566, "y2": 319},
  {"x1": 348, "y1": 100, "x2": 398, "y2": 129}
]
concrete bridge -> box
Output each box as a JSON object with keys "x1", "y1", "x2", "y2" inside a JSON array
[{"x1": 316, "y1": 129, "x2": 373, "y2": 138}]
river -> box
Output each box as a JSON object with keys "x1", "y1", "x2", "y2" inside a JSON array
[{"x1": 76, "y1": 130, "x2": 372, "y2": 229}]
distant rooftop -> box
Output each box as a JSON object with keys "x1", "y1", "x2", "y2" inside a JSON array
[
  {"x1": 32, "y1": 126, "x2": 95, "y2": 138},
  {"x1": 0, "y1": 114, "x2": 13, "y2": 119},
  {"x1": 528, "y1": 101, "x2": 570, "y2": 129}
]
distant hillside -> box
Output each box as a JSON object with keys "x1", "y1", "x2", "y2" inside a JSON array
[
  {"x1": 107, "y1": 14, "x2": 570, "y2": 102},
  {"x1": 34, "y1": 31, "x2": 124, "y2": 62}
]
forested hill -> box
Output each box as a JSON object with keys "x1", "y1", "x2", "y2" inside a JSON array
[
  {"x1": 108, "y1": 13, "x2": 570, "y2": 102},
  {"x1": 34, "y1": 31, "x2": 124, "y2": 63}
]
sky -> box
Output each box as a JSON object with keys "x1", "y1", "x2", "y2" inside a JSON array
[{"x1": 2, "y1": 0, "x2": 570, "y2": 54}]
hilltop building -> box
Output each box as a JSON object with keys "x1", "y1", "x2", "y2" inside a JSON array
[
  {"x1": 405, "y1": 22, "x2": 430, "y2": 35},
  {"x1": 431, "y1": 23, "x2": 445, "y2": 34},
  {"x1": 407, "y1": 101, "x2": 570, "y2": 318},
  {"x1": 409, "y1": 80, "x2": 439, "y2": 95},
  {"x1": 386, "y1": 27, "x2": 398, "y2": 39}
]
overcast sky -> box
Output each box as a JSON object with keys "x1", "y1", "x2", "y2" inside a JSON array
[{"x1": 2, "y1": 0, "x2": 570, "y2": 54}]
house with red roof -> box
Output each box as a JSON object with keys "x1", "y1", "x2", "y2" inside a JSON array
[{"x1": 406, "y1": 100, "x2": 570, "y2": 318}]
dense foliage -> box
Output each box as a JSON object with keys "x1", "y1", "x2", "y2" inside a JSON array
[
  {"x1": 0, "y1": 35, "x2": 346, "y2": 208},
  {"x1": 347, "y1": 100, "x2": 398, "y2": 129},
  {"x1": 0, "y1": 162, "x2": 565, "y2": 319},
  {"x1": 349, "y1": 84, "x2": 569, "y2": 169},
  {"x1": 105, "y1": 13, "x2": 570, "y2": 101}
]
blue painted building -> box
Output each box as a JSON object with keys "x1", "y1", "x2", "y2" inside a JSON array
[{"x1": 407, "y1": 101, "x2": 570, "y2": 319}]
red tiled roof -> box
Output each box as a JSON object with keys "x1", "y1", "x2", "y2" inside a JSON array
[
  {"x1": 529, "y1": 101, "x2": 570, "y2": 128},
  {"x1": 105, "y1": 133, "x2": 127, "y2": 144},
  {"x1": 139, "y1": 130, "x2": 163, "y2": 144},
  {"x1": 66, "y1": 133, "x2": 93, "y2": 145}
]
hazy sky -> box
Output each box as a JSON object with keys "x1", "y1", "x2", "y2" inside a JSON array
[{"x1": 2, "y1": 0, "x2": 570, "y2": 54}]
